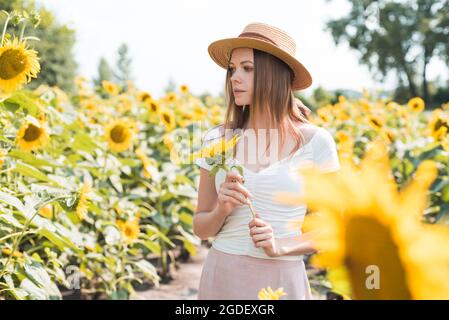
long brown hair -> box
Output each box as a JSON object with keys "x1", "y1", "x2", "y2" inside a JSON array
[{"x1": 222, "y1": 48, "x2": 311, "y2": 160}]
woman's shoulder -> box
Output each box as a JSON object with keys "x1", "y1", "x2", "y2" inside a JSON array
[{"x1": 294, "y1": 122, "x2": 336, "y2": 148}]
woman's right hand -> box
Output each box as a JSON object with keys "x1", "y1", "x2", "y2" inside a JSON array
[{"x1": 216, "y1": 171, "x2": 253, "y2": 217}]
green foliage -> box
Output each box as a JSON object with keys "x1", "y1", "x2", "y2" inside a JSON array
[
  {"x1": 325, "y1": 0, "x2": 449, "y2": 103},
  {"x1": 1, "y1": 0, "x2": 77, "y2": 92}
]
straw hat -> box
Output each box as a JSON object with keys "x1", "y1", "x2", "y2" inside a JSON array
[{"x1": 208, "y1": 22, "x2": 312, "y2": 91}]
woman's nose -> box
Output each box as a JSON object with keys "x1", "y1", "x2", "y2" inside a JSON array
[{"x1": 231, "y1": 71, "x2": 242, "y2": 84}]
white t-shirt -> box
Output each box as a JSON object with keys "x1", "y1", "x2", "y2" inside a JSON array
[{"x1": 195, "y1": 124, "x2": 341, "y2": 261}]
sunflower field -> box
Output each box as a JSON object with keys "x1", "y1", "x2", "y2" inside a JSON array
[{"x1": 1, "y1": 9, "x2": 449, "y2": 300}]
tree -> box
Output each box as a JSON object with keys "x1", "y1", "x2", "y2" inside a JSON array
[
  {"x1": 325, "y1": 0, "x2": 449, "y2": 103},
  {"x1": 113, "y1": 43, "x2": 133, "y2": 90},
  {"x1": 1, "y1": 0, "x2": 78, "y2": 92},
  {"x1": 94, "y1": 57, "x2": 113, "y2": 87}
]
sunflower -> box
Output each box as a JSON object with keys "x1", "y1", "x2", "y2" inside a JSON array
[
  {"x1": 0, "y1": 38, "x2": 40, "y2": 93},
  {"x1": 135, "y1": 148, "x2": 158, "y2": 179},
  {"x1": 190, "y1": 134, "x2": 240, "y2": 162},
  {"x1": 258, "y1": 286, "x2": 287, "y2": 300},
  {"x1": 335, "y1": 130, "x2": 352, "y2": 144},
  {"x1": 317, "y1": 107, "x2": 330, "y2": 123},
  {"x1": 210, "y1": 104, "x2": 223, "y2": 117},
  {"x1": 137, "y1": 91, "x2": 152, "y2": 102},
  {"x1": 1, "y1": 248, "x2": 23, "y2": 259},
  {"x1": 145, "y1": 99, "x2": 160, "y2": 114},
  {"x1": 428, "y1": 110, "x2": 449, "y2": 140},
  {"x1": 117, "y1": 218, "x2": 140, "y2": 243},
  {"x1": 193, "y1": 104, "x2": 207, "y2": 120},
  {"x1": 117, "y1": 96, "x2": 132, "y2": 113},
  {"x1": 380, "y1": 128, "x2": 395, "y2": 144},
  {"x1": 440, "y1": 135, "x2": 449, "y2": 152},
  {"x1": 75, "y1": 182, "x2": 91, "y2": 221},
  {"x1": 367, "y1": 114, "x2": 384, "y2": 131},
  {"x1": 180, "y1": 84, "x2": 189, "y2": 94},
  {"x1": 0, "y1": 148, "x2": 6, "y2": 167},
  {"x1": 38, "y1": 204, "x2": 53, "y2": 219},
  {"x1": 166, "y1": 92, "x2": 177, "y2": 102},
  {"x1": 276, "y1": 139, "x2": 449, "y2": 299},
  {"x1": 408, "y1": 97, "x2": 425, "y2": 113},
  {"x1": 16, "y1": 120, "x2": 50, "y2": 151},
  {"x1": 159, "y1": 108, "x2": 176, "y2": 131},
  {"x1": 102, "y1": 80, "x2": 119, "y2": 96},
  {"x1": 179, "y1": 112, "x2": 193, "y2": 127},
  {"x1": 104, "y1": 119, "x2": 134, "y2": 152}
]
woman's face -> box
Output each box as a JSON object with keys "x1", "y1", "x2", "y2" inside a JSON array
[{"x1": 229, "y1": 47, "x2": 254, "y2": 107}]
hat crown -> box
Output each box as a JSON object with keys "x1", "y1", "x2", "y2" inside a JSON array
[{"x1": 238, "y1": 22, "x2": 296, "y2": 56}]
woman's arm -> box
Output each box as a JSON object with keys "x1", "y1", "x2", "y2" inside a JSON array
[
  {"x1": 193, "y1": 168, "x2": 227, "y2": 240},
  {"x1": 275, "y1": 231, "x2": 318, "y2": 257},
  {"x1": 249, "y1": 214, "x2": 318, "y2": 257},
  {"x1": 194, "y1": 168, "x2": 250, "y2": 240}
]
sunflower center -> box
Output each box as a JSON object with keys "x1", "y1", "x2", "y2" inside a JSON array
[
  {"x1": 110, "y1": 125, "x2": 128, "y2": 143},
  {"x1": 370, "y1": 118, "x2": 382, "y2": 128},
  {"x1": 23, "y1": 124, "x2": 42, "y2": 142},
  {"x1": 0, "y1": 48, "x2": 26, "y2": 80},
  {"x1": 124, "y1": 226, "x2": 133, "y2": 237},
  {"x1": 344, "y1": 216, "x2": 412, "y2": 299},
  {"x1": 163, "y1": 114, "x2": 171, "y2": 123},
  {"x1": 434, "y1": 119, "x2": 449, "y2": 132}
]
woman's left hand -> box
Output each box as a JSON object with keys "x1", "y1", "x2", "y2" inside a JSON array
[{"x1": 248, "y1": 213, "x2": 281, "y2": 257}]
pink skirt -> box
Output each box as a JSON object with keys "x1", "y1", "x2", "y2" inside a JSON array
[{"x1": 197, "y1": 246, "x2": 313, "y2": 300}]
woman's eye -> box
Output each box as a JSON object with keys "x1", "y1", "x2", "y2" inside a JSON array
[{"x1": 244, "y1": 67, "x2": 253, "y2": 72}]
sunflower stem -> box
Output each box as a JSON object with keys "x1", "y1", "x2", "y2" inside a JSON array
[
  {"x1": 19, "y1": 20, "x2": 27, "y2": 42},
  {"x1": 0, "y1": 195, "x2": 71, "y2": 279},
  {"x1": 1, "y1": 15, "x2": 10, "y2": 46},
  {"x1": 247, "y1": 199, "x2": 256, "y2": 219}
]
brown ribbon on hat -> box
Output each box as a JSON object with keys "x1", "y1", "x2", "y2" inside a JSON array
[{"x1": 238, "y1": 32, "x2": 278, "y2": 46}]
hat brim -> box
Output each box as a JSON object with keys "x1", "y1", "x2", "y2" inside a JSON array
[{"x1": 208, "y1": 37, "x2": 312, "y2": 91}]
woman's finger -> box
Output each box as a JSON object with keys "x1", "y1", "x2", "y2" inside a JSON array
[
  {"x1": 225, "y1": 171, "x2": 244, "y2": 184},
  {"x1": 255, "y1": 239, "x2": 272, "y2": 248},
  {"x1": 249, "y1": 226, "x2": 272, "y2": 236},
  {"x1": 249, "y1": 218, "x2": 267, "y2": 228},
  {"x1": 221, "y1": 189, "x2": 247, "y2": 205},
  {"x1": 223, "y1": 182, "x2": 253, "y2": 199},
  {"x1": 252, "y1": 232, "x2": 273, "y2": 242},
  {"x1": 219, "y1": 194, "x2": 243, "y2": 206}
]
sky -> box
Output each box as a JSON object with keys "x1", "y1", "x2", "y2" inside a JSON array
[{"x1": 38, "y1": 0, "x2": 446, "y2": 98}]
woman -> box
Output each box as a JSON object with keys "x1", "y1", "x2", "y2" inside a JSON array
[{"x1": 193, "y1": 22, "x2": 341, "y2": 300}]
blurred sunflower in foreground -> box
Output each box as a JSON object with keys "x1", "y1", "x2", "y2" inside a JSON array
[{"x1": 276, "y1": 138, "x2": 449, "y2": 299}]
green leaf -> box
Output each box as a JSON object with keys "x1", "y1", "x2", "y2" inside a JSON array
[
  {"x1": 72, "y1": 132, "x2": 98, "y2": 153},
  {"x1": 442, "y1": 184, "x2": 449, "y2": 203},
  {"x1": 38, "y1": 228, "x2": 79, "y2": 252},
  {"x1": 179, "y1": 212, "x2": 193, "y2": 226},
  {"x1": 8, "y1": 150, "x2": 61, "y2": 168},
  {"x1": 145, "y1": 225, "x2": 175, "y2": 248},
  {"x1": 21, "y1": 262, "x2": 62, "y2": 300},
  {"x1": 134, "y1": 259, "x2": 159, "y2": 283},
  {"x1": 13, "y1": 162, "x2": 62, "y2": 187},
  {"x1": 0, "y1": 213, "x2": 24, "y2": 228},
  {"x1": 142, "y1": 240, "x2": 161, "y2": 255},
  {"x1": 4, "y1": 91, "x2": 39, "y2": 116},
  {"x1": 230, "y1": 165, "x2": 243, "y2": 176},
  {"x1": 0, "y1": 191, "x2": 26, "y2": 212}
]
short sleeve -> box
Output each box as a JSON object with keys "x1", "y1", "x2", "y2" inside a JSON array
[
  {"x1": 312, "y1": 128, "x2": 341, "y2": 173},
  {"x1": 194, "y1": 125, "x2": 224, "y2": 171}
]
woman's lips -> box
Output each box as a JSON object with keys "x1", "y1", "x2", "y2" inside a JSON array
[{"x1": 234, "y1": 90, "x2": 245, "y2": 95}]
